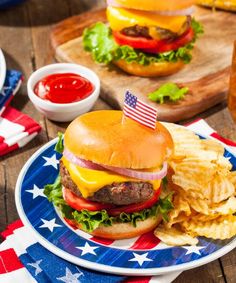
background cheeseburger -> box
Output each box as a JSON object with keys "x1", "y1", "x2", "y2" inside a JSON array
[
  {"x1": 45, "y1": 110, "x2": 174, "y2": 240},
  {"x1": 83, "y1": 0, "x2": 203, "y2": 77}
]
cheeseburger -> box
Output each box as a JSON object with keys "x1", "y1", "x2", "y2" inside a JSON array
[
  {"x1": 83, "y1": 0, "x2": 203, "y2": 77},
  {"x1": 45, "y1": 111, "x2": 174, "y2": 239},
  {"x1": 198, "y1": 0, "x2": 236, "y2": 11}
]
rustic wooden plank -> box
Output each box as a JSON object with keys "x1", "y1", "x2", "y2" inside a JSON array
[
  {"x1": 220, "y1": 250, "x2": 236, "y2": 283},
  {"x1": 66, "y1": 0, "x2": 105, "y2": 15},
  {"x1": 205, "y1": 106, "x2": 236, "y2": 141},
  {"x1": 27, "y1": 0, "x2": 70, "y2": 68},
  {"x1": 173, "y1": 260, "x2": 225, "y2": 283},
  {"x1": 0, "y1": 2, "x2": 48, "y2": 226}
]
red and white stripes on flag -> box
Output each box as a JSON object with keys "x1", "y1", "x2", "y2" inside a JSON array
[{"x1": 123, "y1": 91, "x2": 157, "y2": 130}]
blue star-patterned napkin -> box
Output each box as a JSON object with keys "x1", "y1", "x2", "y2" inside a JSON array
[
  {"x1": 20, "y1": 243, "x2": 125, "y2": 283},
  {"x1": 0, "y1": 69, "x2": 22, "y2": 115}
]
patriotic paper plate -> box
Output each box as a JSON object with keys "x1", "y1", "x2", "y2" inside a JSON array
[
  {"x1": 15, "y1": 134, "x2": 236, "y2": 276},
  {"x1": 0, "y1": 49, "x2": 6, "y2": 92}
]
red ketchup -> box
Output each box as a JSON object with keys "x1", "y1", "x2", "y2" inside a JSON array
[{"x1": 34, "y1": 73, "x2": 94, "y2": 104}]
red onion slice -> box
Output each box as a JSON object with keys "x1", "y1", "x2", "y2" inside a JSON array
[
  {"x1": 63, "y1": 148, "x2": 168, "y2": 180},
  {"x1": 63, "y1": 148, "x2": 103, "y2": 170},
  {"x1": 107, "y1": 0, "x2": 194, "y2": 16},
  {"x1": 102, "y1": 162, "x2": 167, "y2": 180}
]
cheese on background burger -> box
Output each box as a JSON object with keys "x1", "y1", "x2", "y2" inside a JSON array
[
  {"x1": 83, "y1": 0, "x2": 203, "y2": 77},
  {"x1": 45, "y1": 111, "x2": 174, "y2": 240}
]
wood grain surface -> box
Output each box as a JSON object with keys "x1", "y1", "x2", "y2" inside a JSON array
[
  {"x1": 0, "y1": 1, "x2": 236, "y2": 282},
  {"x1": 51, "y1": 6, "x2": 235, "y2": 122}
]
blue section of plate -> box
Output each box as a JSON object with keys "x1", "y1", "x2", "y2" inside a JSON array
[{"x1": 16, "y1": 137, "x2": 236, "y2": 275}]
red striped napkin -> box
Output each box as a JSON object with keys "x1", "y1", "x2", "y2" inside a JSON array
[
  {"x1": 0, "y1": 70, "x2": 41, "y2": 156},
  {"x1": 0, "y1": 107, "x2": 41, "y2": 156}
]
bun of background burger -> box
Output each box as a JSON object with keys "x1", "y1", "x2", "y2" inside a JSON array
[
  {"x1": 197, "y1": 0, "x2": 236, "y2": 11},
  {"x1": 63, "y1": 110, "x2": 174, "y2": 239},
  {"x1": 106, "y1": 0, "x2": 197, "y2": 77}
]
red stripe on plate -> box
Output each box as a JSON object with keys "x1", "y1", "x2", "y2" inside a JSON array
[
  {"x1": 90, "y1": 236, "x2": 114, "y2": 245},
  {"x1": 211, "y1": 132, "x2": 236, "y2": 147},
  {"x1": 130, "y1": 231, "x2": 161, "y2": 250},
  {"x1": 0, "y1": 249, "x2": 24, "y2": 274}
]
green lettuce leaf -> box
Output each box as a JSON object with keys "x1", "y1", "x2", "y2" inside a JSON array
[
  {"x1": 54, "y1": 132, "x2": 64, "y2": 154},
  {"x1": 148, "y1": 82, "x2": 189, "y2": 104},
  {"x1": 83, "y1": 22, "x2": 117, "y2": 64},
  {"x1": 44, "y1": 176, "x2": 174, "y2": 233},
  {"x1": 83, "y1": 19, "x2": 204, "y2": 66}
]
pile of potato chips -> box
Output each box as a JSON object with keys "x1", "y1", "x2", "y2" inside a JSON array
[{"x1": 155, "y1": 123, "x2": 236, "y2": 246}]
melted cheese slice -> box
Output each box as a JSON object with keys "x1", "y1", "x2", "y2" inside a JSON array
[
  {"x1": 107, "y1": 6, "x2": 187, "y2": 33},
  {"x1": 62, "y1": 157, "x2": 161, "y2": 198}
]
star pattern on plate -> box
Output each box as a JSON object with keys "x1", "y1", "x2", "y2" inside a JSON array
[
  {"x1": 182, "y1": 245, "x2": 206, "y2": 255},
  {"x1": 42, "y1": 154, "x2": 59, "y2": 169},
  {"x1": 57, "y1": 267, "x2": 83, "y2": 283},
  {"x1": 26, "y1": 184, "x2": 46, "y2": 199},
  {"x1": 76, "y1": 242, "x2": 99, "y2": 256},
  {"x1": 39, "y1": 218, "x2": 62, "y2": 232},
  {"x1": 129, "y1": 252, "x2": 153, "y2": 266},
  {"x1": 27, "y1": 259, "x2": 43, "y2": 276}
]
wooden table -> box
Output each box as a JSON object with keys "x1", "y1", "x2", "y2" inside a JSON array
[{"x1": 0, "y1": 1, "x2": 236, "y2": 282}]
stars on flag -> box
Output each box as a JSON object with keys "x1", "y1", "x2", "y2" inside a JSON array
[
  {"x1": 57, "y1": 267, "x2": 83, "y2": 283},
  {"x1": 76, "y1": 242, "x2": 99, "y2": 256},
  {"x1": 39, "y1": 218, "x2": 62, "y2": 232},
  {"x1": 128, "y1": 252, "x2": 153, "y2": 266},
  {"x1": 42, "y1": 154, "x2": 59, "y2": 169},
  {"x1": 27, "y1": 259, "x2": 43, "y2": 276},
  {"x1": 26, "y1": 184, "x2": 46, "y2": 199}
]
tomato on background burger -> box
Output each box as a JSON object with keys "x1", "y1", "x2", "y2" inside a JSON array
[
  {"x1": 83, "y1": 0, "x2": 203, "y2": 77},
  {"x1": 44, "y1": 110, "x2": 174, "y2": 240}
]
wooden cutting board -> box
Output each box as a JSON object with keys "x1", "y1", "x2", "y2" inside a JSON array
[{"x1": 51, "y1": 7, "x2": 235, "y2": 122}]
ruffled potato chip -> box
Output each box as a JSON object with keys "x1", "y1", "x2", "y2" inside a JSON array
[
  {"x1": 158, "y1": 124, "x2": 236, "y2": 244},
  {"x1": 154, "y1": 225, "x2": 198, "y2": 246},
  {"x1": 182, "y1": 215, "x2": 236, "y2": 240}
]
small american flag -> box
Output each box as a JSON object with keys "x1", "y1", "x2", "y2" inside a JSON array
[{"x1": 124, "y1": 90, "x2": 157, "y2": 130}]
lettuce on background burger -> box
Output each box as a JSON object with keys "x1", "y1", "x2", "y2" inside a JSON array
[
  {"x1": 44, "y1": 110, "x2": 174, "y2": 240},
  {"x1": 83, "y1": 0, "x2": 203, "y2": 77}
]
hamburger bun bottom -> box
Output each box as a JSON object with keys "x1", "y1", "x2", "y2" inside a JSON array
[
  {"x1": 113, "y1": 59, "x2": 185, "y2": 77},
  {"x1": 79, "y1": 216, "x2": 162, "y2": 240}
]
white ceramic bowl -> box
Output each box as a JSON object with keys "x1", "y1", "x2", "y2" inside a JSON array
[
  {"x1": 27, "y1": 63, "x2": 100, "y2": 122},
  {"x1": 0, "y1": 49, "x2": 6, "y2": 92}
]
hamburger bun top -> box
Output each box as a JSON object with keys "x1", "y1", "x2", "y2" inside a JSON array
[
  {"x1": 64, "y1": 110, "x2": 173, "y2": 169},
  {"x1": 111, "y1": 0, "x2": 197, "y2": 11}
]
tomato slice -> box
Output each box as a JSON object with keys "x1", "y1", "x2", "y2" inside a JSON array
[
  {"x1": 142, "y1": 27, "x2": 194, "y2": 53},
  {"x1": 63, "y1": 187, "x2": 161, "y2": 215},
  {"x1": 113, "y1": 31, "x2": 160, "y2": 49},
  {"x1": 63, "y1": 187, "x2": 114, "y2": 211},
  {"x1": 107, "y1": 188, "x2": 161, "y2": 216},
  {"x1": 113, "y1": 28, "x2": 194, "y2": 53}
]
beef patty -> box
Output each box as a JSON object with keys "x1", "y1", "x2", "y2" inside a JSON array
[{"x1": 60, "y1": 161, "x2": 155, "y2": 206}]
